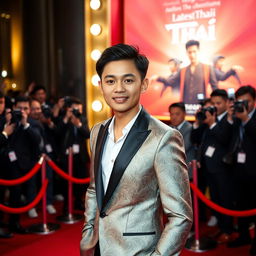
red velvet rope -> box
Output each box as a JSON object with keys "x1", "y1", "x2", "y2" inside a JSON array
[
  {"x1": 0, "y1": 158, "x2": 43, "y2": 186},
  {"x1": 0, "y1": 179, "x2": 48, "y2": 213},
  {"x1": 46, "y1": 159, "x2": 90, "y2": 184},
  {"x1": 190, "y1": 183, "x2": 256, "y2": 217}
]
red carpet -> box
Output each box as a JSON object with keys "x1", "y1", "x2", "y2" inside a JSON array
[{"x1": 0, "y1": 207, "x2": 252, "y2": 256}]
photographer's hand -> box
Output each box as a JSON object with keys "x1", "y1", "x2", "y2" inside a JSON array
[
  {"x1": 235, "y1": 108, "x2": 249, "y2": 123},
  {"x1": 21, "y1": 111, "x2": 29, "y2": 127},
  {"x1": 63, "y1": 107, "x2": 72, "y2": 123},
  {"x1": 71, "y1": 115, "x2": 82, "y2": 128},
  {"x1": 3, "y1": 123, "x2": 15, "y2": 137},
  {"x1": 227, "y1": 101, "x2": 234, "y2": 122}
]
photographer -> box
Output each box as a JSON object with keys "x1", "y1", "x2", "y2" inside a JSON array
[
  {"x1": 5, "y1": 96, "x2": 41, "y2": 233},
  {"x1": 227, "y1": 85, "x2": 256, "y2": 255},
  {"x1": 198, "y1": 89, "x2": 234, "y2": 243},
  {"x1": 0, "y1": 92, "x2": 15, "y2": 238},
  {"x1": 56, "y1": 97, "x2": 90, "y2": 211},
  {"x1": 29, "y1": 99, "x2": 57, "y2": 215}
]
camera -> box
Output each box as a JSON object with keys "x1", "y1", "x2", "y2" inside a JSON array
[
  {"x1": 63, "y1": 96, "x2": 73, "y2": 108},
  {"x1": 41, "y1": 104, "x2": 52, "y2": 119},
  {"x1": 10, "y1": 109, "x2": 22, "y2": 124},
  {"x1": 72, "y1": 108, "x2": 81, "y2": 118},
  {"x1": 196, "y1": 106, "x2": 217, "y2": 121},
  {"x1": 233, "y1": 100, "x2": 248, "y2": 113}
]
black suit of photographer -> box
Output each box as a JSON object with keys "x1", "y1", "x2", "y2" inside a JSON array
[
  {"x1": 57, "y1": 114, "x2": 90, "y2": 210},
  {"x1": 230, "y1": 109, "x2": 256, "y2": 240},
  {"x1": 199, "y1": 113, "x2": 234, "y2": 234},
  {"x1": 5, "y1": 118, "x2": 41, "y2": 224}
]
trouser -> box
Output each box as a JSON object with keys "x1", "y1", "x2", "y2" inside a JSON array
[
  {"x1": 206, "y1": 170, "x2": 234, "y2": 234},
  {"x1": 234, "y1": 172, "x2": 256, "y2": 239}
]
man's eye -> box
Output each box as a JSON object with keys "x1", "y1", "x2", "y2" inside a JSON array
[
  {"x1": 105, "y1": 80, "x2": 115, "y2": 85},
  {"x1": 124, "y1": 79, "x2": 134, "y2": 84}
]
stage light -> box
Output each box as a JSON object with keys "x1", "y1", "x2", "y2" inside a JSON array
[
  {"x1": 91, "y1": 49, "x2": 101, "y2": 61},
  {"x1": 92, "y1": 100, "x2": 103, "y2": 112},
  {"x1": 90, "y1": 0, "x2": 101, "y2": 10},
  {"x1": 11, "y1": 83, "x2": 17, "y2": 89},
  {"x1": 91, "y1": 74, "x2": 100, "y2": 86},
  {"x1": 90, "y1": 24, "x2": 102, "y2": 36},
  {"x1": 1, "y1": 70, "x2": 7, "y2": 78}
]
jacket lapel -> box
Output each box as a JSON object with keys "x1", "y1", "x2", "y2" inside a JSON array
[
  {"x1": 101, "y1": 109, "x2": 151, "y2": 212},
  {"x1": 94, "y1": 118, "x2": 112, "y2": 210}
]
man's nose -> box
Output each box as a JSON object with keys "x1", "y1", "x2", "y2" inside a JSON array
[{"x1": 114, "y1": 81, "x2": 125, "y2": 92}]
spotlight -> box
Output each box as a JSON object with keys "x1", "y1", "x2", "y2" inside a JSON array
[
  {"x1": 91, "y1": 74, "x2": 100, "y2": 86},
  {"x1": 92, "y1": 100, "x2": 103, "y2": 112},
  {"x1": 90, "y1": 24, "x2": 102, "y2": 36},
  {"x1": 1, "y1": 70, "x2": 7, "y2": 78},
  {"x1": 90, "y1": 0, "x2": 101, "y2": 10},
  {"x1": 91, "y1": 49, "x2": 101, "y2": 61},
  {"x1": 11, "y1": 83, "x2": 17, "y2": 89}
]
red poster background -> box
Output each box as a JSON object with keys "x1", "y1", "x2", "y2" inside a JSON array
[{"x1": 124, "y1": 0, "x2": 256, "y2": 119}]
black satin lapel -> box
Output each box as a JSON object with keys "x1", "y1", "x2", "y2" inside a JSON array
[
  {"x1": 102, "y1": 109, "x2": 151, "y2": 211},
  {"x1": 94, "y1": 119, "x2": 112, "y2": 210}
]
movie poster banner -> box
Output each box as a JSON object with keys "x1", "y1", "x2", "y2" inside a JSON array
[{"x1": 124, "y1": 0, "x2": 256, "y2": 118}]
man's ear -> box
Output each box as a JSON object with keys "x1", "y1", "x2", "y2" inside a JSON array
[
  {"x1": 141, "y1": 78, "x2": 149, "y2": 94},
  {"x1": 98, "y1": 80, "x2": 103, "y2": 94}
]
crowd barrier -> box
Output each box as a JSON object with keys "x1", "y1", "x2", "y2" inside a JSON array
[{"x1": 0, "y1": 156, "x2": 255, "y2": 239}]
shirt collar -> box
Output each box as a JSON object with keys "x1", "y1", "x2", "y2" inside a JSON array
[
  {"x1": 108, "y1": 106, "x2": 142, "y2": 141},
  {"x1": 248, "y1": 108, "x2": 255, "y2": 119},
  {"x1": 177, "y1": 120, "x2": 186, "y2": 130},
  {"x1": 217, "y1": 111, "x2": 227, "y2": 121}
]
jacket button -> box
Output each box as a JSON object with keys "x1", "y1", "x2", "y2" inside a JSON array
[{"x1": 100, "y1": 212, "x2": 107, "y2": 218}]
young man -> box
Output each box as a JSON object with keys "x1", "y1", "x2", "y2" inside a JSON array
[
  {"x1": 80, "y1": 44, "x2": 192, "y2": 256},
  {"x1": 169, "y1": 102, "x2": 195, "y2": 178},
  {"x1": 167, "y1": 40, "x2": 218, "y2": 106},
  {"x1": 227, "y1": 86, "x2": 256, "y2": 255},
  {"x1": 199, "y1": 89, "x2": 234, "y2": 243}
]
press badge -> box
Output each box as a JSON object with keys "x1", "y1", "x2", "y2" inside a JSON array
[
  {"x1": 45, "y1": 144, "x2": 53, "y2": 153},
  {"x1": 205, "y1": 146, "x2": 215, "y2": 157},
  {"x1": 8, "y1": 151, "x2": 17, "y2": 162},
  {"x1": 237, "y1": 152, "x2": 246, "y2": 163},
  {"x1": 72, "y1": 144, "x2": 80, "y2": 154}
]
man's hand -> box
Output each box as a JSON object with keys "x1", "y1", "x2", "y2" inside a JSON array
[
  {"x1": 203, "y1": 111, "x2": 216, "y2": 127},
  {"x1": 231, "y1": 65, "x2": 244, "y2": 72},
  {"x1": 227, "y1": 101, "x2": 234, "y2": 122},
  {"x1": 3, "y1": 123, "x2": 15, "y2": 136},
  {"x1": 235, "y1": 107, "x2": 249, "y2": 123},
  {"x1": 21, "y1": 111, "x2": 28, "y2": 126},
  {"x1": 71, "y1": 115, "x2": 82, "y2": 127},
  {"x1": 63, "y1": 107, "x2": 72, "y2": 123}
]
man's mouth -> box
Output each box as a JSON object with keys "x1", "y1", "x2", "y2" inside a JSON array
[{"x1": 112, "y1": 97, "x2": 129, "y2": 103}]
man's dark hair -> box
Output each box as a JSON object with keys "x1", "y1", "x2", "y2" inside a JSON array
[
  {"x1": 168, "y1": 58, "x2": 182, "y2": 66},
  {"x1": 96, "y1": 44, "x2": 149, "y2": 80},
  {"x1": 235, "y1": 85, "x2": 256, "y2": 100},
  {"x1": 70, "y1": 96, "x2": 82, "y2": 105},
  {"x1": 30, "y1": 85, "x2": 46, "y2": 95},
  {"x1": 210, "y1": 89, "x2": 228, "y2": 100},
  {"x1": 213, "y1": 56, "x2": 225, "y2": 66},
  {"x1": 15, "y1": 96, "x2": 30, "y2": 105},
  {"x1": 169, "y1": 102, "x2": 186, "y2": 112},
  {"x1": 185, "y1": 40, "x2": 200, "y2": 50},
  {"x1": 0, "y1": 91, "x2": 4, "y2": 99}
]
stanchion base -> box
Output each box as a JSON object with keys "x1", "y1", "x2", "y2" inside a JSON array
[
  {"x1": 185, "y1": 236, "x2": 217, "y2": 252},
  {"x1": 57, "y1": 213, "x2": 83, "y2": 224},
  {"x1": 28, "y1": 223, "x2": 60, "y2": 235}
]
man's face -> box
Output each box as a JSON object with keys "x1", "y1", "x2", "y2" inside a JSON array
[
  {"x1": 211, "y1": 96, "x2": 228, "y2": 115},
  {"x1": 236, "y1": 93, "x2": 255, "y2": 113},
  {"x1": 34, "y1": 89, "x2": 46, "y2": 104},
  {"x1": 169, "y1": 61, "x2": 178, "y2": 73},
  {"x1": 14, "y1": 101, "x2": 30, "y2": 115},
  {"x1": 30, "y1": 100, "x2": 42, "y2": 120},
  {"x1": 0, "y1": 97, "x2": 5, "y2": 115},
  {"x1": 215, "y1": 58, "x2": 224, "y2": 70},
  {"x1": 186, "y1": 45, "x2": 199, "y2": 64},
  {"x1": 169, "y1": 107, "x2": 185, "y2": 127},
  {"x1": 100, "y1": 59, "x2": 148, "y2": 115}
]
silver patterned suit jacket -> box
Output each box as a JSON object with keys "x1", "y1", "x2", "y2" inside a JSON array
[{"x1": 80, "y1": 109, "x2": 193, "y2": 256}]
